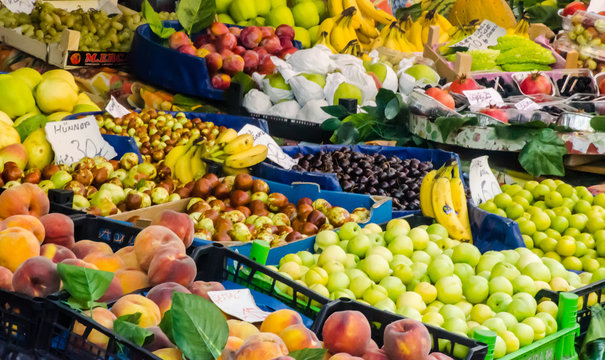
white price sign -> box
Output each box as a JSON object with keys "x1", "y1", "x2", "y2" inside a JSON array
[
  {"x1": 105, "y1": 96, "x2": 131, "y2": 118},
  {"x1": 451, "y1": 20, "x2": 506, "y2": 50},
  {"x1": 469, "y1": 156, "x2": 501, "y2": 205},
  {"x1": 463, "y1": 88, "x2": 504, "y2": 109},
  {"x1": 45, "y1": 116, "x2": 117, "y2": 165},
  {"x1": 237, "y1": 124, "x2": 297, "y2": 169},
  {"x1": 588, "y1": 0, "x2": 605, "y2": 14},
  {"x1": 514, "y1": 98, "x2": 541, "y2": 111},
  {"x1": 0, "y1": 0, "x2": 35, "y2": 14},
  {"x1": 208, "y1": 289, "x2": 272, "y2": 323}
]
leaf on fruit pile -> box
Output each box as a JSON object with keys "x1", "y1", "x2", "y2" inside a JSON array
[
  {"x1": 321, "y1": 105, "x2": 351, "y2": 119},
  {"x1": 176, "y1": 0, "x2": 216, "y2": 36},
  {"x1": 591, "y1": 116, "x2": 605, "y2": 132},
  {"x1": 159, "y1": 309, "x2": 175, "y2": 343},
  {"x1": 15, "y1": 114, "x2": 47, "y2": 142},
  {"x1": 57, "y1": 263, "x2": 113, "y2": 310},
  {"x1": 169, "y1": 293, "x2": 229, "y2": 360},
  {"x1": 141, "y1": 0, "x2": 175, "y2": 39},
  {"x1": 519, "y1": 128, "x2": 566, "y2": 177},
  {"x1": 114, "y1": 313, "x2": 154, "y2": 347},
  {"x1": 289, "y1": 348, "x2": 328, "y2": 360},
  {"x1": 435, "y1": 116, "x2": 478, "y2": 141}
]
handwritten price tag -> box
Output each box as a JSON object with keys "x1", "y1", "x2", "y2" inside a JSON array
[
  {"x1": 45, "y1": 116, "x2": 117, "y2": 165},
  {"x1": 238, "y1": 124, "x2": 297, "y2": 169},
  {"x1": 0, "y1": 0, "x2": 35, "y2": 14},
  {"x1": 469, "y1": 156, "x2": 501, "y2": 205},
  {"x1": 463, "y1": 88, "x2": 504, "y2": 109},
  {"x1": 105, "y1": 96, "x2": 131, "y2": 118},
  {"x1": 451, "y1": 20, "x2": 506, "y2": 50},
  {"x1": 208, "y1": 289, "x2": 272, "y2": 323},
  {"x1": 514, "y1": 98, "x2": 541, "y2": 111}
]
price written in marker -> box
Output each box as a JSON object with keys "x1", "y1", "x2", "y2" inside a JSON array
[
  {"x1": 469, "y1": 156, "x2": 501, "y2": 205},
  {"x1": 207, "y1": 289, "x2": 272, "y2": 323},
  {"x1": 238, "y1": 124, "x2": 297, "y2": 169},
  {"x1": 105, "y1": 96, "x2": 131, "y2": 118},
  {"x1": 45, "y1": 116, "x2": 117, "y2": 165},
  {"x1": 514, "y1": 98, "x2": 541, "y2": 111},
  {"x1": 463, "y1": 88, "x2": 505, "y2": 110},
  {"x1": 451, "y1": 20, "x2": 506, "y2": 50},
  {"x1": 1, "y1": 0, "x2": 35, "y2": 14}
]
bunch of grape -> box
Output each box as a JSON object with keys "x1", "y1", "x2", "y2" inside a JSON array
[{"x1": 0, "y1": 2, "x2": 176, "y2": 51}]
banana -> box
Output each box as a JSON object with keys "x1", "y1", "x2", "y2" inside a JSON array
[
  {"x1": 420, "y1": 169, "x2": 438, "y2": 217},
  {"x1": 507, "y1": 15, "x2": 529, "y2": 38},
  {"x1": 330, "y1": 8, "x2": 358, "y2": 52},
  {"x1": 225, "y1": 145, "x2": 269, "y2": 169},
  {"x1": 319, "y1": 17, "x2": 336, "y2": 37},
  {"x1": 190, "y1": 145, "x2": 207, "y2": 180},
  {"x1": 328, "y1": 0, "x2": 344, "y2": 18},
  {"x1": 164, "y1": 144, "x2": 188, "y2": 171},
  {"x1": 419, "y1": 10, "x2": 450, "y2": 44},
  {"x1": 356, "y1": 31, "x2": 372, "y2": 44},
  {"x1": 380, "y1": 20, "x2": 395, "y2": 39},
  {"x1": 343, "y1": 0, "x2": 362, "y2": 29},
  {"x1": 450, "y1": 164, "x2": 472, "y2": 242},
  {"x1": 222, "y1": 166, "x2": 251, "y2": 175},
  {"x1": 407, "y1": 17, "x2": 424, "y2": 51},
  {"x1": 383, "y1": 25, "x2": 403, "y2": 51},
  {"x1": 216, "y1": 128, "x2": 238, "y2": 146},
  {"x1": 174, "y1": 145, "x2": 196, "y2": 184},
  {"x1": 223, "y1": 134, "x2": 254, "y2": 155},
  {"x1": 432, "y1": 175, "x2": 471, "y2": 241},
  {"x1": 435, "y1": 13, "x2": 453, "y2": 33},
  {"x1": 317, "y1": 31, "x2": 337, "y2": 53},
  {"x1": 355, "y1": 0, "x2": 395, "y2": 25}
]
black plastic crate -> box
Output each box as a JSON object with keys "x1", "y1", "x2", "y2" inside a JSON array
[
  {"x1": 311, "y1": 298, "x2": 488, "y2": 360},
  {"x1": 192, "y1": 243, "x2": 330, "y2": 319},
  {"x1": 250, "y1": 113, "x2": 333, "y2": 143},
  {"x1": 0, "y1": 289, "x2": 47, "y2": 358},
  {"x1": 70, "y1": 214, "x2": 141, "y2": 252}
]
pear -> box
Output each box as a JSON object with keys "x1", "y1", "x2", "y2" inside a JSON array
[
  {"x1": 0, "y1": 143, "x2": 28, "y2": 170},
  {"x1": 333, "y1": 82, "x2": 362, "y2": 105},
  {"x1": 23, "y1": 128, "x2": 54, "y2": 170},
  {"x1": 0, "y1": 74, "x2": 36, "y2": 118},
  {"x1": 35, "y1": 78, "x2": 78, "y2": 113},
  {"x1": 302, "y1": 73, "x2": 326, "y2": 88},
  {"x1": 229, "y1": 0, "x2": 257, "y2": 22},
  {"x1": 11, "y1": 67, "x2": 41, "y2": 90},
  {"x1": 267, "y1": 73, "x2": 291, "y2": 90}
]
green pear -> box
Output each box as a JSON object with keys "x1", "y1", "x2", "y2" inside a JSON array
[
  {"x1": 253, "y1": 16, "x2": 266, "y2": 26},
  {"x1": 232, "y1": 72, "x2": 256, "y2": 93},
  {"x1": 367, "y1": 62, "x2": 388, "y2": 82},
  {"x1": 267, "y1": 6, "x2": 294, "y2": 27},
  {"x1": 294, "y1": 27, "x2": 310, "y2": 48},
  {"x1": 302, "y1": 73, "x2": 326, "y2": 88},
  {"x1": 215, "y1": 0, "x2": 233, "y2": 13},
  {"x1": 309, "y1": 25, "x2": 320, "y2": 44},
  {"x1": 229, "y1": 0, "x2": 256, "y2": 23},
  {"x1": 292, "y1": 2, "x2": 319, "y2": 29},
  {"x1": 237, "y1": 20, "x2": 254, "y2": 26},
  {"x1": 333, "y1": 82, "x2": 362, "y2": 105},
  {"x1": 405, "y1": 64, "x2": 438, "y2": 83},
  {"x1": 314, "y1": 0, "x2": 328, "y2": 20},
  {"x1": 23, "y1": 128, "x2": 53, "y2": 170},
  {"x1": 255, "y1": 0, "x2": 271, "y2": 16},
  {"x1": 271, "y1": 0, "x2": 287, "y2": 8},
  {"x1": 267, "y1": 73, "x2": 291, "y2": 90},
  {"x1": 217, "y1": 13, "x2": 235, "y2": 24}
]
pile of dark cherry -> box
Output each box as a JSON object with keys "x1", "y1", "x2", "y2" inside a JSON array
[{"x1": 292, "y1": 149, "x2": 433, "y2": 210}]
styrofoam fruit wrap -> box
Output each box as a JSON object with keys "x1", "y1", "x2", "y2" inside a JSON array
[
  {"x1": 254, "y1": 72, "x2": 295, "y2": 104},
  {"x1": 367, "y1": 50, "x2": 399, "y2": 92},
  {"x1": 286, "y1": 46, "x2": 334, "y2": 75},
  {"x1": 329, "y1": 53, "x2": 365, "y2": 72},
  {"x1": 296, "y1": 99, "x2": 331, "y2": 123},
  {"x1": 266, "y1": 100, "x2": 301, "y2": 119},
  {"x1": 289, "y1": 75, "x2": 326, "y2": 104},
  {"x1": 397, "y1": 57, "x2": 440, "y2": 87},
  {"x1": 243, "y1": 89, "x2": 272, "y2": 115},
  {"x1": 339, "y1": 64, "x2": 379, "y2": 106}
]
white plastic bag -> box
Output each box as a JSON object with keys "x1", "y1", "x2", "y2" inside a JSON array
[
  {"x1": 286, "y1": 46, "x2": 334, "y2": 75},
  {"x1": 296, "y1": 99, "x2": 331, "y2": 123},
  {"x1": 323, "y1": 72, "x2": 347, "y2": 105},
  {"x1": 340, "y1": 64, "x2": 378, "y2": 105},
  {"x1": 289, "y1": 75, "x2": 325, "y2": 104},
  {"x1": 242, "y1": 89, "x2": 272, "y2": 114},
  {"x1": 266, "y1": 100, "x2": 301, "y2": 119}
]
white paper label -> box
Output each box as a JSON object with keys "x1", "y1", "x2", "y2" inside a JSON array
[
  {"x1": 105, "y1": 96, "x2": 131, "y2": 118},
  {"x1": 237, "y1": 124, "x2": 297, "y2": 169},
  {"x1": 1, "y1": 0, "x2": 35, "y2": 14},
  {"x1": 469, "y1": 156, "x2": 502, "y2": 205},
  {"x1": 208, "y1": 289, "x2": 272, "y2": 323},
  {"x1": 45, "y1": 116, "x2": 117, "y2": 165},
  {"x1": 451, "y1": 20, "x2": 507, "y2": 50},
  {"x1": 588, "y1": 0, "x2": 605, "y2": 14},
  {"x1": 463, "y1": 88, "x2": 505, "y2": 109},
  {"x1": 514, "y1": 98, "x2": 541, "y2": 111}
]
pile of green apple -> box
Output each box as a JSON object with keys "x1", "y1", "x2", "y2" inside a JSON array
[
  {"x1": 479, "y1": 178, "x2": 605, "y2": 274},
  {"x1": 270, "y1": 219, "x2": 589, "y2": 358}
]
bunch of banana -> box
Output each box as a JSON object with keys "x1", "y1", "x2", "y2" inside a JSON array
[
  {"x1": 420, "y1": 161, "x2": 472, "y2": 242},
  {"x1": 437, "y1": 19, "x2": 481, "y2": 55},
  {"x1": 416, "y1": 10, "x2": 452, "y2": 45},
  {"x1": 372, "y1": 21, "x2": 419, "y2": 52},
  {"x1": 506, "y1": 15, "x2": 530, "y2": 38},
  {"x1": 164, "y1": 135, "x2": 206, "y2": 184},
  {"x1": 329, "y1": 7, "x2": 359, "y2": 52}
]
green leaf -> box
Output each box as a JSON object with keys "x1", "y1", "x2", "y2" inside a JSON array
[
  {"x1": 289, "y1": 348, "x2": 328, "y2": 360},
  {"x1": 159, "y1": 309, "x2": 175, "y2": 344},
  {"x1": 320, "y1": 105, "x2": 350, "y2": 119},
  {"x1": 335, "y1": 122, "x2": 360, "y2": 144},
  {"x1": 141, "y1": 0, "x2": 176, "y2": 38},
  {"x1": 173, "y1": 94, "x2": 204, "y2": 106},
  {"x1": 114, "y1": 319, "x2": 154, "y2": 346},
  {"x1": 384, "y1": 97, "x2": 402, "y2": 120},
  {"x1": 518, "y1": 128, "x2": 566, "y2": 177},
  {"x1": 176, "y1": 0, "x2": 216, "y2": 36},
  {"x1": 375, "y1": 88, "x2": 396, "y2": 114},
  {"x1": 170, "y1": 293, "x2": 229, "y2": 360},
  {"x1": 434, "y1": 116, "x2": 478, "y2": 141},
  {"x1": 57, "y1": 263, "x2": 113, "y2": 310},
  {"x1": 15, "y1": 114, "x2": 48, "y2": 142},
  {"x1": 493, "y1": 120, "x2": 546, "y2": 140},
  {"x1": 321, "y1": 117, "x2": 342, "y2": 131},
  {"x1": 591, "y1": 116, "x2": 605, "y2": 132},
  {"x1": 525, "y1": 5, "x2": 561, "y2": 31},
  {"x1": 117, "y1": 312, "x2": 142, "y2": 324},
  {"x1": 395, "y1": 2, "x2": 423, "y2": 21}
]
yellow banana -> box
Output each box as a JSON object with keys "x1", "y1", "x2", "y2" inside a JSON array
[
  {"x1": 327, "y1": 0, "x2": 344, "y2": 18},
  {"x1": 380, "y1": 20, "x2": 396, "y2": 39},
  {"x1": 395, "y1": 27, "x2": 416, "y2": 52},
  {"x1": 190, "y1": 145, "x2": 207, "y2": 180},
  {"x1": 383, "y1": 25, "x2": 403, "y2": 51},
  {"x1": 419, "y1": 10, "x2": 449, "y2": 44},
  {"x1": 343, "y1": 0, "x2": 362, "y2": 29},
  {"x1": 222, "y1": 166, "x2": 251, "y2": 175},
  {"x1": 371, "y1": 35, "x2": 384, "y2": 49},
  {"x1": 450, "y1": 165, "x2": 472, "y2": 242},
  {"x1": 330, "y1": 8, "x2": 358, "y2": 52},
  {"x1": 355, "y1": 0, "x2": 395, "y2": 25},
  {"x1": 358, "y1": 17, "x2": 379, "y2": 38},
  {"x1": 317, "y1": 31, "x2": 337, "y2": 53},
  {"x1": 507, "y1": 15, "x2": 529, "y2": 38},
  {"x1": 407, "y1": 18, "x2": 424, "y2": 51},
  {"x1": 357, "y1": 31, "x2": 372, "y2": 44},
  {"x1": 164, "y1": 144, "x2": 188, "y2": 171},
  {"x1": 420, "y1": 169, "x2": 438, "y2": 217},
  {"x1": 174, "y1": 146, "x2": 196, "y2": 184},
  {"x1": 432, "y1": 175, "x2": 471, "y2": 241},
  {"x1": 319, "y1": 17, "x2": 336, "y2": 38},
  {"x1": 435, "y1": 13, "x2": 453, "y2": 33},
  {"x1": 216, "y1": 128, "x2": 238, "y2": 146},
  {"x1": 223, "y1": 133, "x2": 254, "y2": 154},
  {"x1": 225, "y1": 145, "x2": 269, "y2": 168}
]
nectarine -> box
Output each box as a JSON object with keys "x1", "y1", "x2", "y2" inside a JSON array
[
  {"x1": 233, "y1": 333, "x2": 288, "y2": 360},
  {"x1": 0, "y1": 226, "x2": 40, "y2": 272},
  {"x1": 134, "y1": 225, "x2": 186, "y2": 271},
  {"x1": 322, "y1": 311, "x2": 371, "y2": 356},
  {"x1": 0, "y1": 183, "x2": 49, "y2": 218},
  {"x1": 111, "y1": 294, "x2": 162, "y2": 328},
  {"x1": 260, "y1": 309, "x2": 303, "y2": 335},
  {"x1": 189, "y1": 280, "x2": 225, "y2": 300},
  {"x1": 40, "y1": 243, "x2": 76, "y2": 263},
  {"x1": 12, "y1": 256, "x2": 60, "y2": 297},
  {"x1": 40, "y1": 213, "x2": 75, "y2": 248},
  {"x1": 146, "y1": 282, "x2": 191, "y2": 316},
  {"x1": 0, "y1": 266, "x2": 13, "y2": 290},
  {"x1": 151, "y1": 210, "x2": 194, "y2": 248},
  {"x1": 3, "y1": 215, "x2": 45, "y2": 243},
  {"x1": 147, "y1": 250, "x2": 196, "y2": 287},
  {"x1": 74, "y1": 307, "x2": 116, "y2": 349},
  {"x1": 383, "y1": 319, "x2": 431, "y2": 360}
]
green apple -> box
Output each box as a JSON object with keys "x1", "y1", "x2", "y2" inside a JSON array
[
  {"x1": 338, "y1": 222, "x2": 362, "y2": 241},
  {"x1": 255, "y1": 0, "x2": 271, "y2": 16},
  {"x1": 423, "y1": 312, "x2": 445, "y2": 327},
  {"x1": 522, "y1": 316, "x2": 546, "y2": 340},
  {"x1": 374, "y1": 298, "x2": 396, "y2": 313},
  {"x1": 216, "y1": 0, "x2": 233, "y2": 13},
  {"x1": 314, "y1": 230, "x2": 339, "y2": 251},
  {"x1": 363, "y1": 223, "x2": 382, "y2": 234},
  {"x1": 516, "y1": 251, "x2": 542, "y2": 270},
  {"x1": 512, "y1": 323, "x2": 535, "y2": 347},
  {"x1": 349, "y1": 274, "x2": 373, "y2": 298},
  {"x1": 435, "y1": 276, "x2": 463, "y2": 304},
  {"x1": 489, "y1": 276, "x2": 513, "y2": 296},
  {"x1": 490, "y1": 262, "x2": 520, "y2": 282},
  {"x1": 537, "y1": 301, "x2": 558, "y2": 319},
  {"x1": 404, "y1": 64, "x2": 438, "y2": 83},
  {"x1": 313, "y1": 0, "x2": 327, "y2": 20},
  {"x1": 362, "y1": 284, "x2": 388, "y2": 305},
  {"x1": 318, "y1": 244, "x2": 347, "y2": 265},
  {"x1": 493, "y1": 336, "x2": 506, "y2": 358},
  {"x1": 541, "y1": 257, "x2": 567, "y2": 279},
  {"x1": 360, "y1": 254, "x2": 390, "y2": 282},
  {"x1": 365, "y1": 62, "x2": 388, "y2": 83},
  {"x1": 412, "y1": 251, "x2": 432, "y2": 265},
  {"x1": 521, "y1": 262, "x2": 551, "y2": 282},
  {"x1": 386, "y1": 218, "x2": 410, "y2": 232},
  {"x1": 495, "y1": 312, "x2": 518, "y2": 330},
  {"x1": 487, "y1": 292, "x2": 513, "y2": 312},
  {"x1": 279, "y1": 262, "x2": 301, "y2": 279},
  {"x1": 229, "y1": 0, "x2": 257, "y2": 22},
  {"x1": 414, "y1": 281, "x2": 437, "y2": 304},
  {"x1": 512, "y1": 275, "x2": 537, "y2": 296},
  {"x1": 347, "y1": 234, "x2": 371, "y2": 258},
  {"x1": 343, "y1": 253, "x2": 358, "y2": 269},
  {"x1": 454, "y1": 263, "x2": 475, "y2": 282},
  {"x1": 443, "y1": 317, "x2": 468, "y2": 334},
  {"x1": 476, "y1": 252, "x2": 506, "y2": 273},
  {"x1": 462, "y1": 275, "x2": 489, "y2": 304},
  {"x1": 367, "y1": 233, "x2": 386, "y2": 247},
  {"x1": 390, "y1": 254, "x2": 412, "y2": 268},
  {"x1": 322, "y1": 260, "x2": 345, "y2": 274},
  {"x1": 425, "y1": 242, "x2": 442, "y2": 258},
  {"x1": 388, "y1": 235, "x2": 413, "y2": 257},
  {"x1": 451, "y1": 242, "x2": 481, "y2": 267},
  {"x1": 304, "y1": 266, "x2": 328, "y2": 286},
  {"x1": 396, "y1": 306, "x2": 422, "y2": 321},
  {"x1": 266, "y1": 6, "x2": 295, "y2": 27},
  {"x1": 392, "y1": 263, "x2": 414, "y2": 284},
  {"x1": 292, "y1": 2, "x2": 319, "y2": 29},
  {"x1": 346, "y1": 268, "x2": 366, "y2": 281},
  {"x1": 379, "y1": 276, "x2": 404, "y2": 301},
  {"x1": 536, "y1": 312, "x2": 557, "y2": 335},
  {"x1": 508, "y1": 299, "x2": 535, "y2": 322},
  {"x1": 301, "y1": 73, "x2": 326, "y2": 88},
  {"x1": 470, "y1": 304, "x2": 494, "y2": 324},
  {"x1": 501, "y1": 250, "x2": 521, "y2": 265},
  {"x1": 294, "y1": 27, "x2": 310, "y2": 48},
  {"x1": 279, "y1": 253, "x2": 302, "y2": 266},
  {"x1": 267, "y1": 73, "x2": 290, "y2": 90},
  {"x1": 332, "y1": 82, "x2": 362, "y2": 106},
  {"x1": 296, "y1": 250, "x2": 314, "y2": 267},
  {"x1": 396, "y1": 291, "x2": 426, "y2": 313},
  {"x1": 337, "y1": 240, "x2": 349, "y2": 252},
  {"x1": 426, "y1": 223, "x2": 448, "y2": 239},
  {"x1": 408, "y1": 228, "x2": 429, "y2": 250},
  {"x1": 326, "y1": 271, "x2": 350, "y2": 292},
  {"x1": 330, "y1": 288, "x2": 355, "y2": 300},
  {"x1": 483, "y1": 317, "x2": 507, "y2": 335},
  {"x1": 427, "y1": 255, "x2": 454, "y2": 283}
]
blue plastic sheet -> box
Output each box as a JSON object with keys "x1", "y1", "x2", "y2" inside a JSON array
[
  {"x1": 469, "y1": 204, "x2": 525, "y2": 253},
  {"x1": 254, "y1": 144, "x2": 462, "y2": 218}
]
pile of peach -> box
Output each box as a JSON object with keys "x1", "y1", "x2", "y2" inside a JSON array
[{"x1": 159, "y1": 173, "x2": 370, "y2": 247}]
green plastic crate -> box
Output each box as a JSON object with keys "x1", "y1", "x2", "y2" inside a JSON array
[{"x1": 475, "y1": 292, "x2": 579, "y2": 360}]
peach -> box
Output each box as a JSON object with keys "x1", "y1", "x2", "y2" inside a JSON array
[
  {"x1": 322, "y1": 311, "x2": 371, "y2": 356},
  {"x1": 272, "y1": 357, "x2": 296, "y2": 360},
  {"x1": 98, "y1": 276, "x2": 124, "y2": 302},
  {"x1": 40, "y1": 243, "x2": 76, "y2": 263},
  {"x1": 72, "y1": 240, "x2": 113, "y2": 259},
  {"x1": 147, "y1": 250, "x2": 196, "y2": 287},
  {"x1": 74, "y1": 307, "x2": 116, "y2": 349},
  {"x1": 153, "y1": 348, "x2": 183, "y2": 360},
  {"x1": 61, "y1": 258, "x2": 98, "y2": 269},
  {"x1": 233, "y1": 333, "x2": 288, "y2": 360},
  {"x1": 3, "y1": 215, "x2": 45, "y2": 243},
  {"x1": 260, "y1": 309, "x2": 303, "y2": 335},
  {"x1": 12, "y1": 256, "x2": 60, "y2": 297},
  {"x1": 362, "y1": 348, "x2": 389, "y2": 360},
  {"x1": 144, "y1": 326, "x2": 176, "y2": 352},
  {"x1": 151, "y1": 210, "x2": 194, "y2": 248},
  {"x1": 279, "y1": 324, "x2": 321, "y2": 352},
  {"x1": 114, "y1": 269, "x2": 150, "y2": 294},
  {"x1": 219, "y1": 336, "x2": 245, "y2": 360},
  {"x1": 0, "y1": 183, "x2": 49, "y2": 218},
  {"x1": 146, "y1": 282, "x2": 191, "y2": 316},
  {"x1": 427, "y1": 353, "x2": 454, "y2": 360},
  {"x1": 83, "y1": 252, "x2": 125, "y2": 272},
  {"x1": 115, "y1": 246, "x2": 140, "y2": 269},
  {"x1": 383, "y1": 319, "x2": 431, "y2": 360},
  {"x1": 228, "y1": 319, "x2": 260, "y2": 340},
  {"x1": 329, "y1": 354, "x2": 364, "y2": 360},
  {"x1": 0, "y1": 143, "x2": 28, "y2": 170},
  {"x1": 39, "y1": 213, "x2": 74, "y2": 248},
  {"x1": 111, "y1": 294, "x2": 161, "y2": 328},
  {"x1": 189, "y1": 280, "x2": 225, "y2": 300},
  {"x1": 0, "y1": 226, "x2": 40, "y2": 272},
  {"x1": 0, "y1": 266, "x2": 13, "y2": 290},
  {"x1": 133, "y1": 225, "x2": 186, "y2": 271}
]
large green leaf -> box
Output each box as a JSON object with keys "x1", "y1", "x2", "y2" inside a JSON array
[
  {"x1": 57, "y1": 263, "x2": 113, "y2": 310},
  {"x1": 591, "y1": 116, "x2": 605, "y2": 132},
  {"x1": 434, "y1": 116, "x2": 477, "y2": 141},
  {"x1": 321, "y1": 105, "x2": 350, "y2": 119},
  {"x1": 170, "y1": 293, "x2": 229, "y2": 360},
  {"x1": 159, "y1": 309, "x2": 175, "y2": 343},
  {"x1": 518, "y1": 128, "x2": 566, "y2": 177},
  {"x1": 289, "y1": 348, "x2": 328, "y2": 360},
  {"x1": 177, "y1": 0, "x2": 216, "y2": 36},
  {"x1": 141, "y1": 0, "x2": 176, "y2": 38},
  {"x1": 113, "y1": 319, "x2": 154, "y2": 346}
]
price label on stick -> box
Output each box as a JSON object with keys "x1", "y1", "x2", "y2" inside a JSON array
[
  {"x1": 469, "y1": 156, "x2": 501, "y2": 205},
  {"x1": 463, "y1": 88, "x2": 504, "y2": 109},
  {"x1": 105, "y1": 96, "x2": 131, "y2": 118},
  {"x1": 45, "y1": 116, "x2": 117, "y2": 165},
  {"x1": 0, "y1": 0, "x2": 35, "y2": 14},
  {"x1": 237, "y1": 124, "x2": 297, "y2": 169},
  {"x1": 450, "y1": 20, "x2": 506, "y2": 50},
  {"x1": 208, "y1": 289, "x2": 272, "y2": 323},
  {"x1": 514, "y1": 98, "x2": 541, "y2": 111}
]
